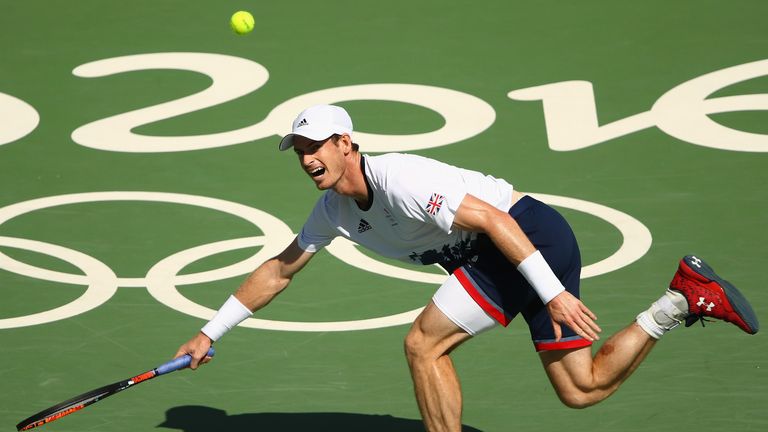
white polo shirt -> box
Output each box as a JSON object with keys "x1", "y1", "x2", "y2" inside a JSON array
[{"x1": 298, "y1": 153, "x2": 513, "y2": 266}]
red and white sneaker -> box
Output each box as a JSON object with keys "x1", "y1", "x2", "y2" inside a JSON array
[{"x1": 669, "y1": 255, "x2": 759, "y2": 334}]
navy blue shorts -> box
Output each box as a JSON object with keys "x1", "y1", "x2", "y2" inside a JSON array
[{"x1": 452, "y1": 196, "x2": 592, "y2": 352}]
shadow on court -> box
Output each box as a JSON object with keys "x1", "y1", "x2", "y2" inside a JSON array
[{"x1": 158, "y1": 405, "x2": 484, "y2": 431}]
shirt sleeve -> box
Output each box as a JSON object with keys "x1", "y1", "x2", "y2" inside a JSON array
[
  {"x1": 297, "y1": 194, "x2": 337, "y2": 252},
  {"x1": 388, "y1": 163, "x2": 468, "y2": 234}
]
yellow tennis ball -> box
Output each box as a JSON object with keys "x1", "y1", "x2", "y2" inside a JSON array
[{"x1": 230, "y1": 11, "x2": 254, "y2": 35}]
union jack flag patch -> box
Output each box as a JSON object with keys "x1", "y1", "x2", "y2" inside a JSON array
[{"x1": 425, "y1": 193, "x2": 445, "y2": 216}]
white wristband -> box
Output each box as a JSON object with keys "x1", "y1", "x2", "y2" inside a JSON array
[
  {"x1": 516, "y1": 250, "x2": 566, "y2": 304},
  {"x1": 200, "y1": 295, "x2": 252, "y2": 341}
]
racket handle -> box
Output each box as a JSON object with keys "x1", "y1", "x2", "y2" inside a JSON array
[{"x1": 156, "y1": 348, "x2": 215, "y2": 376}]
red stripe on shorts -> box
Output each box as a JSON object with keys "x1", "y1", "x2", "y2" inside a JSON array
[
  {"x1": 454, "y1": 268, "x2": 511, "y2": 326},
  {"x1": 534, "y1": 337, "x2": 592, "y2": 352}
]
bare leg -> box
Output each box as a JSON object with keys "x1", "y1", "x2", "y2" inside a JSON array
[
  {"x1": 540, "y1": 322, "x2": 656, "y2": 408},
  {"x1": 405, "y1": 301, "x2": 473, "y2": 432}
]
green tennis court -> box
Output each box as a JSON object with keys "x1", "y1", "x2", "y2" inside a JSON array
[{"x1": 2, "y1": 1, "x2": 766, "y2": 431}]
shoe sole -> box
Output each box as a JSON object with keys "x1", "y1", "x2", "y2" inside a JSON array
[{"x1": 683, "y1": 255, "x2": 760, "y2": 334}]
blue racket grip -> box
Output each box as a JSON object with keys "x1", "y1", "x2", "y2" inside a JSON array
[{"x1": 156, "y1": 347, "x2": 215, "y2": 376}]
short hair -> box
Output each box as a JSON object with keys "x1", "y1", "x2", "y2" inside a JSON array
[{"x1": 331, "y1": 134, "x2": 359, "y2": 152}]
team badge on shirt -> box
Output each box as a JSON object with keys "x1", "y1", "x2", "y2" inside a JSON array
[{"x1": 425, "y1": 193, "x2": 445, "y2": 216}]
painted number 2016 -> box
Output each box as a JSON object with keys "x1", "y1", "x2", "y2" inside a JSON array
[{"x1": 1, "y1": 53, "x2": 767, "y2": 153}]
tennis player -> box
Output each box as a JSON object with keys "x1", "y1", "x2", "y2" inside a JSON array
[{"x1": 175, "y1": 105, "x2": 759, "y2": 432}]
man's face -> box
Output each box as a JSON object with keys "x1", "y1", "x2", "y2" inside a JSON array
[{"x1": 293, "y1": 135, "x2": 346, "y2": 190}]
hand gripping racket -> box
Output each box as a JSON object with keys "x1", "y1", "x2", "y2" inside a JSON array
[{"x1": 16, "y1": 348, "x2": 215, "y2": 431}]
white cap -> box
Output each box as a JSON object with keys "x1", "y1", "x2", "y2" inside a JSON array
[{"x1": 278, "y1": 104, "x2": 354, "y2": 151}]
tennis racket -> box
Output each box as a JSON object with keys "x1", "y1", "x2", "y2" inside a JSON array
[{"x1": 16, "y1": 348, "x2": 215, "y2": 431}]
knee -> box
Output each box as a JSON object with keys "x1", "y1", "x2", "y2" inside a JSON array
[
  {"x1": 403, "y1": 328, "x2": 433, "y2": 364},
  {"x1": 556, "y1": 390, "x2": 598, "y2": 410}
]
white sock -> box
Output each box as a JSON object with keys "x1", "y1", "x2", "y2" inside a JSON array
[{"x1": 636, "y1": 289, "x2": 688, "y2": 339}]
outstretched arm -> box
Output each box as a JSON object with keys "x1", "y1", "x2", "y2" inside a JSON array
[
  {"x1": 452, "y1": 194, "x2": 601, "y2": 342},
  {"x1": 175, "y1": 237, "x2": 315, "y2": 367},
  {"x1": 233, "y1": 236, "x2": 315, "y2": 311}
]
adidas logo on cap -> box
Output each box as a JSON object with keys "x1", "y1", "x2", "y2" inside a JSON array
[{"x1": 297, "y1": 118, "x2": 308, "y2": 127}]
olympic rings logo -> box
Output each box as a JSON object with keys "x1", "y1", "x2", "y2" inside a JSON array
[{"x1": 0, "y1": 191, "x2": 651, "y2": 332}]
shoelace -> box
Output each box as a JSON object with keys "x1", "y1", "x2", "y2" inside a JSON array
[{"x1": 685, "y1": 314, "x2": 715, "y2": 328}]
